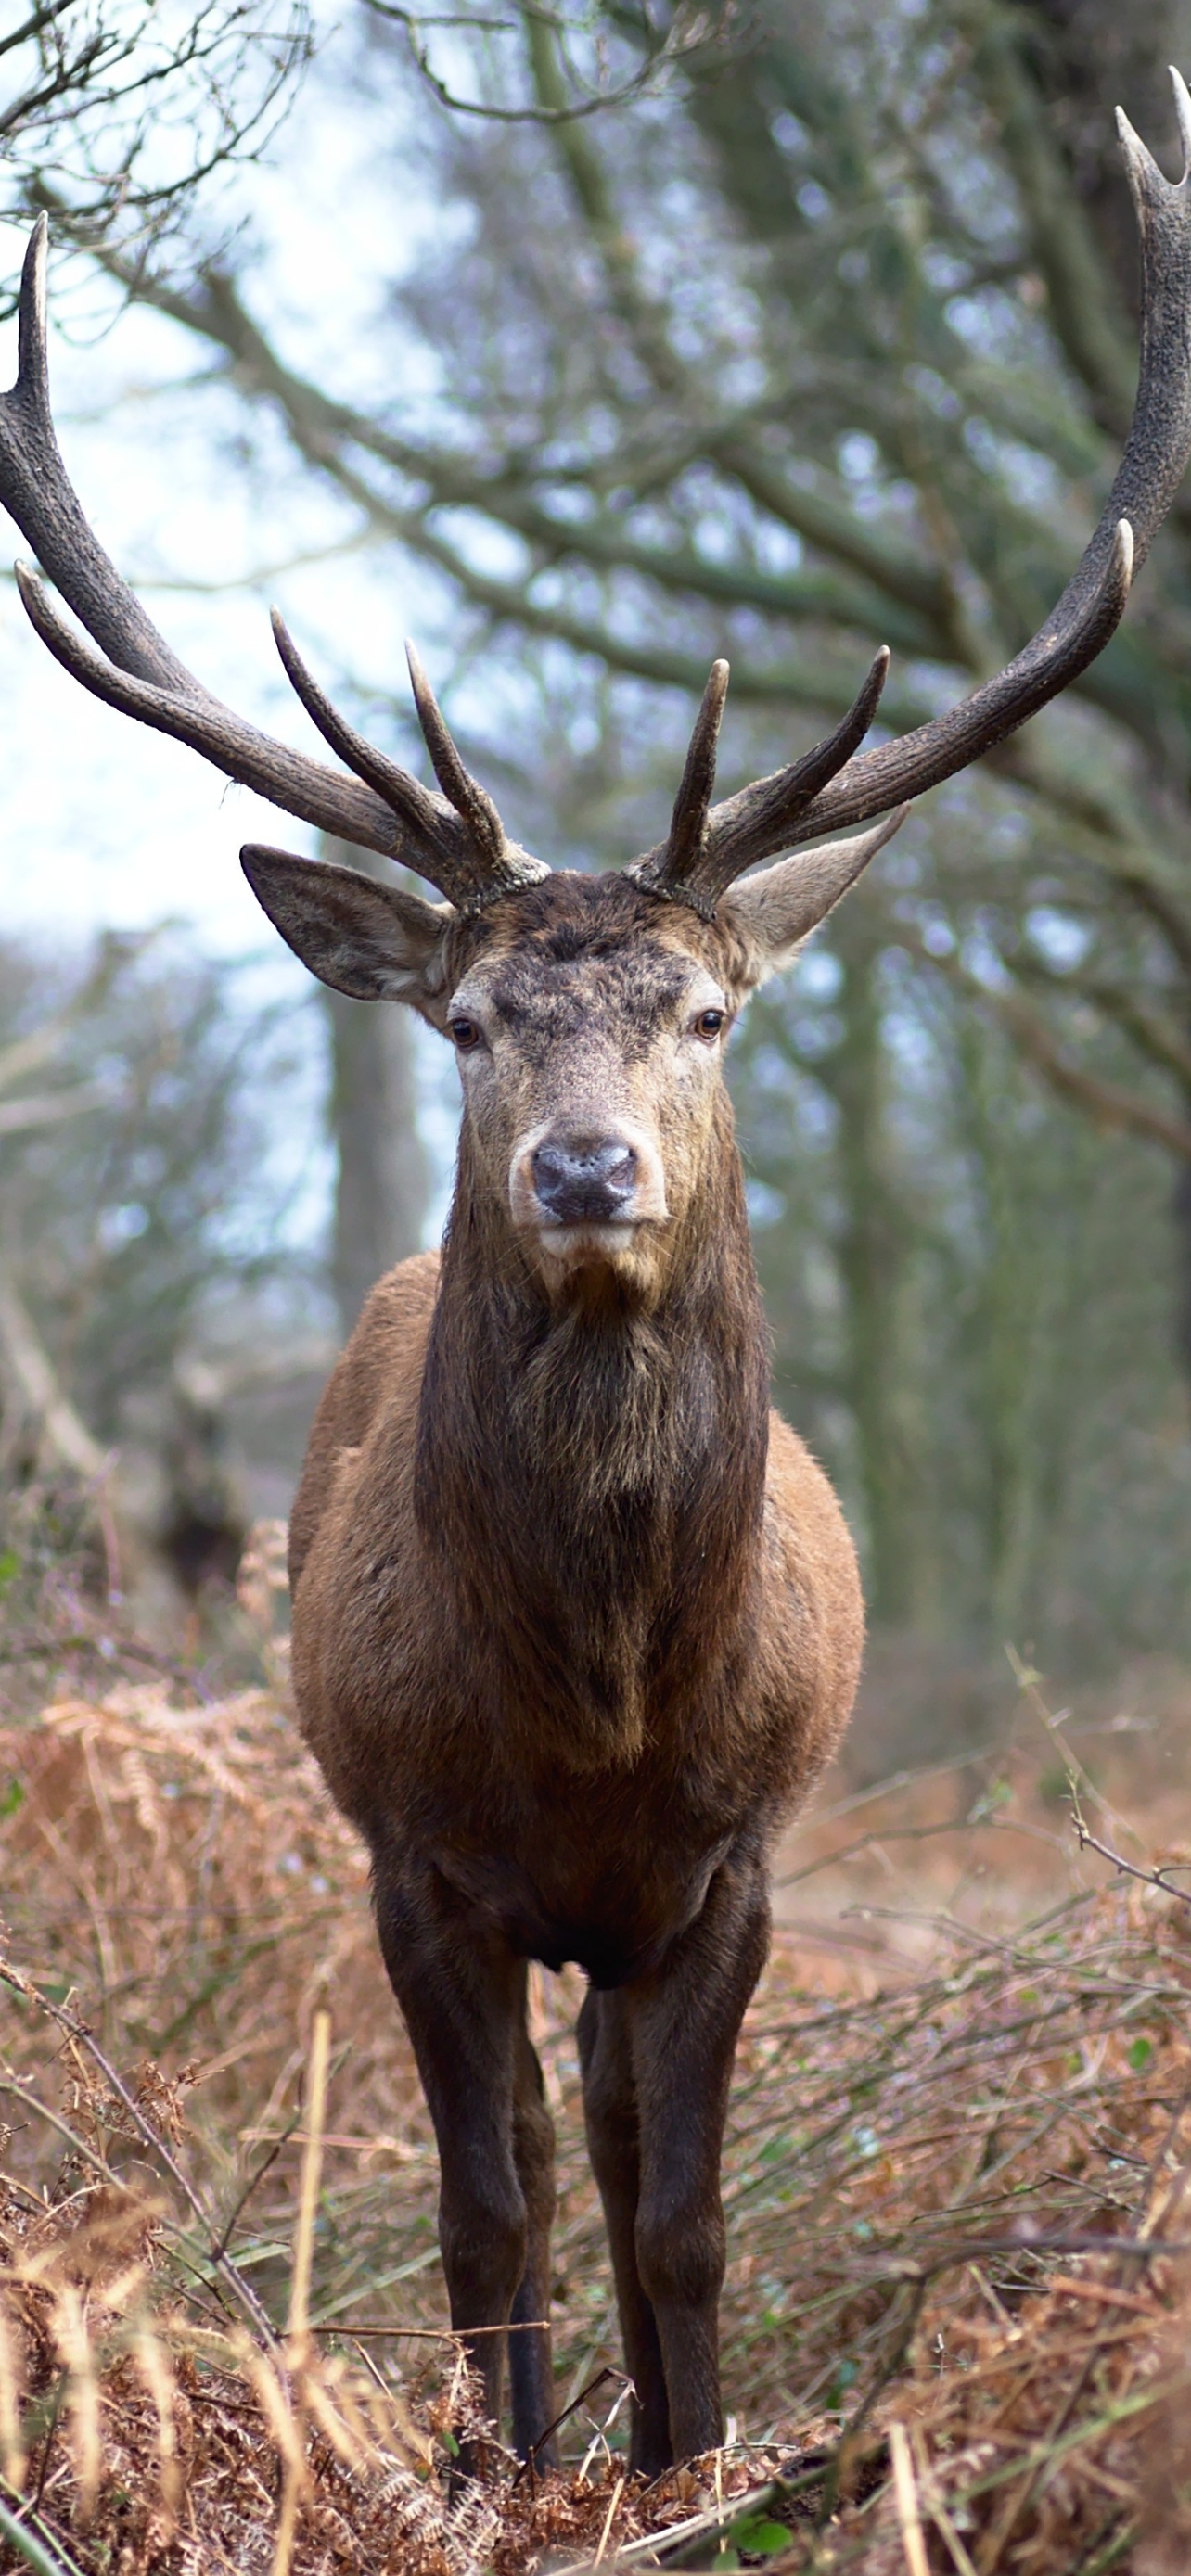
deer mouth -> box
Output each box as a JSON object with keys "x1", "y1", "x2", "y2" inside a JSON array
[
  {"x1": 538, "y1": 1213, "x2": 639, "y2": 1256},
  {"x1": 531, "y1": 1216, "x2": 668, "y2": 1299},
  {"x1": 509, "y1": 1120, "x2": 668, "y2": 1263}
]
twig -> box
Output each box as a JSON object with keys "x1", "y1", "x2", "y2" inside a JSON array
[
  {"x1": 1006, "y1": 1649, "x2": 1146, "y2": 1855},
  {"x1": 1045, "y1": 2276, "x2": 1160, "y2": 2315},
  {"x1": 890, "y1": 2423, "x2": 930, "y2": 2576},
  {"x1": 272, "y1": 2008, "x2": 330, "y2": 2576},
  {"x1": 1071, "y1": 1819, "x2": 1191, "y2": 1914},
  {"x1": 512, "y1": 2367, "x2": 629, "y2": 2487},
  {"x1": 30, "y1": 2373, "x2": 66, "y2": 2516},
  {"x1": 914, "y1": 2428, "x2": 979, "y2": 2576},
  {"x1": 615, "y1": 2471, "x2": 837, "y2": 2566},
  {"x1": 0, "y1": 2079, "x2": 122, "y2": 2187},
  {"x1": 865, "y1": 2232, "x2": 1191, "y2": 2280},
  {"x1": 593, "y1": 2471, "x2": 625, "y2": 2565},
  {"x1": 310, "y1": 2317, "x2": 549, "y2": 2336},
  {"x1": 288, "y1": 2011, "x2": 329, "y2": 2354},
  {"x1": 951, "y1": 2374, "x2": 1175, "y2": 2519},
  {"x1": 0, "y1": 1958, "x2": 276, "y2": 2346},
  {"x1": 211, "y1": 2116, "x2": 300, "y2": 2264},
  {"x1": 365, "y1": 0, "x2": 719, "y2": 125}
]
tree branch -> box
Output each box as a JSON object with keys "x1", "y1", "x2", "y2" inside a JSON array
[
  {"x1": 0, "y1": 1269, "x2": 107, "y2": 1477},
  {"x1": 903, "y1": 928, "x2": 1191, "y2": 1161},
  {"x1": 1010, "y1": 953, "x2": 1191, "y2": 1089},
  {"x1": 964, "y1": 2, "x2": 1135, "y2": 431}
]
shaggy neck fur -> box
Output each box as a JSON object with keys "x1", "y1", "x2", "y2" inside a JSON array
[{"x1": 415, "y1": 1091, "x2": 771, "y2": 1768}]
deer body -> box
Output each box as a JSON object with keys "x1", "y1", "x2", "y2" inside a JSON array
[
  {"x1": 291, "y1": 1249, "x2": 858, "y2": 1978},
  {"x1": 3, "y1": 78, "x2": 1188, "y2": 2484},
  {"x1": 285, "y1": 874, "x2": 864, "y2": 2468}
]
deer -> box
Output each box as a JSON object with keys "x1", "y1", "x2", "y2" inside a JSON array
[{"x1": 2, "y1": 77, "x2": 1190, "y2": 2478}]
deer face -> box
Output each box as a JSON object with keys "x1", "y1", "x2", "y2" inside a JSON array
[
  {"x1": 441, "y1": 874, "x2": 736, "y2": 1300},
  {"x1": 242, "y1": 819, "x2": 906, "y2": 1305}
]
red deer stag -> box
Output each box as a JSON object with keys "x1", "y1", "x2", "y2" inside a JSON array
[{"x1": 3, "y1": 83, "x2": 1191, "y2": 2474}]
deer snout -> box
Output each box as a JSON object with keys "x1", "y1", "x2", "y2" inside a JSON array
[{"x1": 532, "y1": 1133, "x2": 638, "y2": 1227}]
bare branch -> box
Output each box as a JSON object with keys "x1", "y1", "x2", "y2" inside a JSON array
[
  {"x1": 365, "y1": 0, "x2": 724, "y2": 124},
  {"x1": 903, "y1": 925, "x2": 1191, "y2": 1162},
  {"x1": 0, "y1": 1266, "x2": 107, "y2": 1476},
  {"x1": 1011, "y1": 952, "x2": 1191, "y2": 1088}
]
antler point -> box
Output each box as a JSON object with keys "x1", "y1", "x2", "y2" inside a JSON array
[
  {"x1": 1170, "y1": 66, "x2": 1191, "y2": 177},
  {"x1": 1116, "y1": 98, "x2": 1165, "y2": 197}
]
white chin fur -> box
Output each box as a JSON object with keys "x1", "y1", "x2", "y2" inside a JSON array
[{"x1": 535, "y1": 1220, "x2": 638, "y2": 1269}]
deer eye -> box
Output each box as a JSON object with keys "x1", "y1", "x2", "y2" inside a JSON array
[
  {"x1": 693, "y1": 1008, "x2": 726, "y2": 1041},
  {"x1": 450, "y1": 1015, "x2": 483, "y2": 1052}
]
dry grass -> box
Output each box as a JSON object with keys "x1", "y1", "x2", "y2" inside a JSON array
[{"x1": 0, "y1": 1571, "x2": 1189, "y2": 2568}]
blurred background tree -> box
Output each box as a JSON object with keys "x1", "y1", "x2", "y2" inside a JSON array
[
  {"x1": 3, "y1": 0, "x2": 1191, "y2": 1716},
  {"x1": 0, "y1": 929, "x2": 332, "y2": 1626}
]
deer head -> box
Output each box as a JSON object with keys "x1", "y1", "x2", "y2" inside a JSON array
[
  {"x1": 238, "y1": 809, "x2": 907, "y2": 1303},
  {"x1": 2, "y1": 72, "x2": 1191, "y2": 1297}
]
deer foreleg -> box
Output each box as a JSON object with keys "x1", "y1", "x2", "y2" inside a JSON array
[
  {"x1": 577, "y1": 1984, "x2": 671, "y2": 2476},
  {"x1": 508, "y1": 2009, "x2": 558, "y2": 2463},
  {"x1": 372, "y1": 1861, "x2": 532, "y2": 2449},
  {"x1": 624, "y1": 1853, "x2": 770, "y2": 2467}
]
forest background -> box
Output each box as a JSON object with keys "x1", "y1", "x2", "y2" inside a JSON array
[{"x1": 2, "y1": 0, "x2": 1189, "y2": 1769}]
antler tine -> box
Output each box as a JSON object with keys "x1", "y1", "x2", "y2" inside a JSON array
[
  {"x1": 0, "y1": 221, "x2": 544, "y2": 911},
  {"x1": 631, "y1": 69, "x2": 1191, "y2": 909},
  {"x1": 732, "y1": 519, "x2": 1134, "y2": 857},
  {"x1": 270, "y1": 609, "x2": 448, "y2": 843},
  {"x1": 403, "y1": 643, "x2": 537, "y2": 893},
  {"x1": 631, "y1": 649, "x2": 890, "y2": 917},
  {"x1": 662, "y1": 657, "x2": 730, "y2": 886},
  {"x1": 2, "y1": 216, "x2": 197, "y2": 694},
  {"x1": 14, "y1": 559, "x2": 422, "y2": 855},
  {"x1": 271, "y1": 613, "x2": 545, "y2": 908}
]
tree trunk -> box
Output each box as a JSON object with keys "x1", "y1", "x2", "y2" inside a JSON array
[
  {"x1": 826, "y1": 912, "x2": 920, "y2": 1627},
  {"x1": 320, "y1": 838, "x2": 429, "y2": 1338}
]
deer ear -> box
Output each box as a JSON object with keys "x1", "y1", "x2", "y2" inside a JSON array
[
  {"x1": 240, "y1": 847, "x2": 455, "y2": 1022},
  {"x1": 720, "y1": 807, "x2": 910, "y2": 986}
]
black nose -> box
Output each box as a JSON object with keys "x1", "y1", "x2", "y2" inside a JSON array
[{"x1": 532, "y1": 1134, "x2": 638, "y2": 1226}]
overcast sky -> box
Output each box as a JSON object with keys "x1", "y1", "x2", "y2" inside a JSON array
[
  {"x1": 0, "y1": 12, "x2": 447, "y2": 955},
  {"x1": 0, "y1": 22, "x2": 468, "y2": 1239}
]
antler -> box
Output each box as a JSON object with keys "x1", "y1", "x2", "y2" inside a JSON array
[
  {"x1": 632, "y1": 650, "x2": 891, "y2": 920},
  {"x1": 630, "y1": 68, "x2": 1191, "y2": 918},
  {"x1": 6, "y1": 60, "x2": 1191, "y2": 931},
  {"x1": 0, "y1": 217, "x2": 544, "y2": 916}
]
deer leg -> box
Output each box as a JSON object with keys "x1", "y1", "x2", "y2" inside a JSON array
[
  {"x1": 508, "y1": 1993, "x2": 558, "y2": 2463},
  {"x1": 624, "y1": 1854, "x2": 770, "y2": 2467},
  {"x1": 372, "y1": 1858, "x2": 526, "y2": 2444},
  {"x1": 577, "y1": 1985, "x2": 670, "y2": 2477}
]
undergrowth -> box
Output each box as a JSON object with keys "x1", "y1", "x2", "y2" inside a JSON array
[{"x1": 0, "y1": 1575, "x2": 1187, "y2": 2567}]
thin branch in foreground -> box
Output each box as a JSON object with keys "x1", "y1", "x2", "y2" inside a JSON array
[
  {"x1": 365, "y1": 0, "x2": 724, "y2": 124},
  {"x1": 1070, "y1": 1821, "x2": 1191, "y2": 1916}
]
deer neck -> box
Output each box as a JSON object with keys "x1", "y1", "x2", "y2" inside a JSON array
[{"x1": 414, "y1": 1100, "x2": 770, "y2": 1765}]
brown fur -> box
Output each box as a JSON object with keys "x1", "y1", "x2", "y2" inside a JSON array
[{"x1": 285, "y1": 869, "x2": 864, "y2": 2473}]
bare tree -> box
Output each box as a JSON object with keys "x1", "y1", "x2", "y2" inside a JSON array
[
  {"x1": 320, "y1": 840, "x2": 429, "y2": 1337},
  {"x1": 0, "y1": 927, "x2": 317, "y2": 1453},
  {"x1": 8, "y1": 0, "x2": 1191, "y2": 1656},
  {"x1": 0, "y1": 0, "x2": 312, "y2": 270}
]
